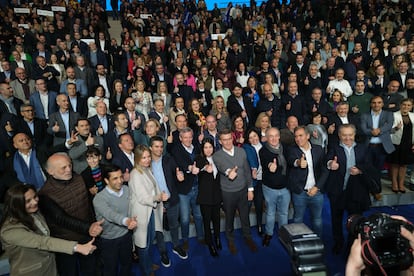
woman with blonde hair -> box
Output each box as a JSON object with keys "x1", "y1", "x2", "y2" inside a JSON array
[
  {"x1": 129, "y1": 145, "x2": 169, "y2": 276},
  {"x1": 255, "y1": 112, "x2": 272, "y2": 142},
  {"x1": 210, "y1": 96, "x2": 231, "y2": 131},
  {"x1": 130, "y1": 79, "x2": 153, "y2": 120}
]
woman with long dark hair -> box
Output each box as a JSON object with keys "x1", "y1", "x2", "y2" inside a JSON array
[
  {"x1": 0, "y1": 184, "x2": 96, "y2": 276},
  {"x1": 195, "y1": 138, "x2": 222, "y2": 257}
]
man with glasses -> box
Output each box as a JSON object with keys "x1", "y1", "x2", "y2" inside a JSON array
[{"x1": 30, "y1": 78, "x2": 58, "y2": 120}]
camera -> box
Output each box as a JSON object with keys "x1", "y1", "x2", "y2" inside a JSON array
[{"x1": 347, "y1": 213, "x2": 414, "y2": 271}]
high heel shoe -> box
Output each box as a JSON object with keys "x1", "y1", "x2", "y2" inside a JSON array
[
  {"x1": 399, "y1": 187, "x2": 406, "y2": 193},
  {"x1": 391, "y1": 184, "x2": 399, "y2": 193},
  {"x1": 215, "y1": 237, "x2": 222, "y2": 250},
  {"x1": 208, "y1": 244, "x2": 219, "y2": 257}
]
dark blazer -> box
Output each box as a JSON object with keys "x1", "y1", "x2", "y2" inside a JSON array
[
  {"x1": 226, "y1": 94, "x2": 255, "y2": 126},
  {"x1": 286, "y1": 143, "x2": 329, "y2": 194},
  {"x1": 109, "y1": 91, "x2": 128, "y2": 113},
  {"x1": 68, "y1": 95, "x2": 88, "y2": 118},
  {"x1": 360, "y1": 110, "x2": 395, "y2": 154},
  {"x1": 47, "y1": 110, "x2": 81, "y2": 147},
  {"x1": 195, "y1": 155, "x2": 222, "y2": 205},
  {"x1": 160, "y1": 154, "x2": 180, "y2": 207},
  {"x1": 0, "y1": 97, "x2": 23, "y2": 118},
  {"x1": 112, "y1": 150, "x2": 134, "y2": 173},
  {"x1": 103, "y1": 128, "x2": 132, "y2": 156},
  {"x1": 327, "y1": 113, "x2": 360, "y2": 148},
  {"x1": 148, "y1": 111, "x2": 170, "y2": 139},
  {"x1": 11, "y1": 60, "x2": 32, "y2": 78},
  {"x1": 390, "y1": 72, "x2": 414, "y2": 92},
  {"x1": 89, "y1": 114, "x2": 114, "y2": 136},
  {"x1": 89, "y1": 74, "x2": 113, "y2": 97},
  {"x1": 325, "y1": 143, "x2": 375, "y2": 212},
  {"x1": 85, "y1": 50, "x2": 108, "y2": 69},
  {"x1": 281, "y1": 93, "x2": 307, "y2": 124},
  {"x1": 29, "y1": 91, "x2": 58, "y2": 120},
  {"x1": 370, "y1": 75, "x2": 389, "y2": 96},
  {"x1": 152, "y1": 72, "x2": 173, "y2": 93},
  {"x1": 124, "y1": 110, "x2": 146, "y2": 132},
  {"x1": 32, "y1": 65, "x2": 60, "y2": 92},
  {"x1": 17, "y1": 117, "x2": 51, "y2": 149},
  {"x1": 171, "y1": 143, "x2": 200, "y2": 195}
]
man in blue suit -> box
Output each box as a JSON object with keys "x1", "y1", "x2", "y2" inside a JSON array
[
  {"x1": 30, "y1": 78, "x2": 58, "y2": 120},
  {"x1": 287, "y1": 126, "x2": 328, "y2": 238}
]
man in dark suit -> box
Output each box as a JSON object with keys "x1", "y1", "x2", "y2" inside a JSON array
[
  {"x1": 171, "y1": 72, "x2": 193, "y2": 110},
  {"x1": 0, "y1": 82, "x2": 23, "y2": 117},
  {"x1": 171, "y1": 127, "x2": 204, "y2": 248},
  {"x1": 326, "y1": 124, "x2": 377, "y2": 254},
  {"x1": 111, "y1": 133, "x2": 134, "y2": 180},
  {"x1": 32, "y1": 56, "x2": 60, "y2": 93},
  {"x1": 0, "y1": 61, "x2": 16, "y2": 83},
  {"x1": 66, "y1": 83, "x2": 88, "y2": 118},
  {"x1": 390, "y1": 61, "x2": 414, "y2": 92},
  {"x1": 104, "y1": 112, "x2": 131, "y2": 156},
  {"x1": 227, "y1": 83, "x2": 255, "y2": 127},
  {"x1": 150, "y1": 136, "x2": 188, "y2": 263},
  {"x1": 90, "y1": 64, "x2": 113, "y2": 98},
  {"x1": 123, "y1": 97, "x2": 145, "y2": 132},
  {"x1": 85, "y1": 43, "x2": 108, "y2": 69},
  {"x1": 360, "y1": 96, "x2": 395, "y2": 171},
  {"x1": 327, "y1": 101, "x2": 360, "y2": 149},
  {"x1": 30, "y1": 78, "x2": 58, "y2": 120},
  {"x1": 17, "y1": 104, "x2": 51, "y2": 153},
  {"x1": 281, "y1": 81, "x2": 307, "y2": 125},
  {"x1": 74, "y1": 56, "x2": 95, "y2": 94},
  {"x1": 371, "y1": 63, "x2": 389, "y2": 96},
  {"x1": 151, "y1": 63, "x2": 174, "y2": 93},
  {"x1": 257, "y1": 83, "x2": 282, "y2": 129},
  {"x1": 287, "y1": 126, "x2": 328, "y2": 237},
  {"x1": 89, "y1": 101, "x2": 114, "y2": 136},
  {"x1": 47, "y1": 94, "x2": 81, "y2": 148},
  {"x1": 149, "y1": 99, "x2": 170, "y2": 139},
  {"x1": 239, "y1": 25, "x2": 254, "y2": 66}
]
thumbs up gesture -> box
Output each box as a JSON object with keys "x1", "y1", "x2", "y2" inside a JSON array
[
  {"x1": 4, "y1": 121, "x2": 12, "y2": 132},
  {"x1": 106, "y1": 147, "x2": 112, "y2": 160},
  {"x1": 228, "y1": 166, "x2": 238, "y2": 180},
  {"x1": 89, "y1": 219, "x2": 104, "y2": 237},
  {"x1": 97, "y1": 124, "x2": 104, "y2": 136},
  {"x1": 52, "y1": 121, "x2": 60, "y2": 133},
  {"x1": 85, "y1": 133, "x2": 94, "y2": 146},
  {"x1": 328, "y1": 123, "x2": 335, "y2": 134},
  {"x1": 329, "y1": 156, "x2": 339, "y2": 170},
  {"x1": 176, "y1": 167, "x2": 184, "y2": 182},
  {"x1": 190, "y1": 161, "x2": 200, "y2": 175},
  {"x1": 167, "y1": 131, "x2": 173, "y2": 143},
  {"x1": 286, "y1": 101, "x2": 291, "y2": 110},
  {"x1": 304, "y1": 76, "x2": 309, "y2": 85},
  {"x1": 205, "y1": 163, "x2": 213, "y2": 173},
  {"x1": 312, "y1": 104, "x2": 317, "y2": 112},
  {"x1": 269, "y1": 158, "x2": 278, "y2": 173},
  {"x1": 297, "y1": 154, "x2": 307, "y2": 169},
  {"x1": 123, "y1": 168, "x2": 130, "y2": 182}
]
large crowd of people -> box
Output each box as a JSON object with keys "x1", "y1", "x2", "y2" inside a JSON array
[{"x1": 0, "y1": 0, "x2": 414, "y2": 274}]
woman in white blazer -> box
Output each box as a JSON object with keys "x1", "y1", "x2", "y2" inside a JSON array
[
  {"x1": 389, "y1": 98, "x2": 414, "y2": 193},
  {"x1": 129, "y1": 145, "x2": 169, "y2": 276}
]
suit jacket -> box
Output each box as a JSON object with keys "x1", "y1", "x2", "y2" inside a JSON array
[
  {"x1": 10, "y1": 60, "x2": 32, "y2": 78},
  {"x1": 60, "y1": 79, "x2": 88, "y2": 98},
  {"x1": 327, "y1": 113, "x2": 360, "y2": 148},
  {"x1": 325, "y1": 143, "x2": 374, "y2": 211},
  {"x1": 47, "y1": 110, "x2": 81, "y2": 147},
  {"x1": 160, "y1": 155, "x2": 180, "y2": 207},
  {"x1": 17, "y1": 117, "x2": 51, "y2": 149},
  {"x1": 391, "y1": 111, "x2": 414, "y2": 145},
  {"x1": 10, "y1": 78, "x2": 36, "y2": 103},
  {"x1": 124, "y1": 110, "x2": 145, "y2": 132},
  {"x1": 29, "y1": 91, "x2": 58, "y2": 120},
  {"x1": 360, "y1": 110, "x2": 395, "y2": 153},
  {"x1": 152, "y1": 73, "x2": 173, "y2": 93},
  {"x1": 390, "y1": 72, "x2": 414, "y2": 92},
  {"x1": 0, "y1": 71, "x2": 16, "y2": 82},
  {"x1": 68, "y1": 95, "x2": 88, "y2": 118},
  {"x1": 0, "y1": 97, "x2": 23, "y2": 118},
  {"x1": 148, "y1": 111, "x2": 170, "y2": 139},
  {"x1": 171, "y1": 143, "x2": 200, "y2": 195},
  {"x1": 74, "y1": 66, "x2": 95, "y2": 94},
  {"x1": 89, "y1": 74, "x2": 113, "y2": 98},
  {"x1": 226, "y1": 94, "x2": 255, "y2": 126},
  {"x1": 0, "y1": 215, "x2": 76, "y2": 276},
  {"x1": 370, "y1": 75, "x2": 389, "y2": 96},
  {"x1": 68, "y1": 135, "x2": 104, "y2": 174},
  {"x1": 32, "y1": 65, "x2": 60, "y2": 92},
  {"x1": 286, "y1": 144, "x2": 328, "y2": 194},
  {"x1": 112, "y1": 150, "x2": 134, "y2": 173},
  {"x1": 109, "y1": 91, "x2": 128, "y2": 113},
  {"x1": 89, "y1": 114, "x2": 114, "y2": 136}
]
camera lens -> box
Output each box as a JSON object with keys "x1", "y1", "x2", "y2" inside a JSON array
[{"x1": 346, "y1": 214, "x2": 365, "y2": 236}]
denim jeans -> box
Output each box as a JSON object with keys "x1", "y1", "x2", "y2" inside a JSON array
[
  {"x1": 178, "y1": 185, "x2": 204, "y2": 240},
  {"x1": 292, "y1": 190, "x2": 324, "y2": 237},
  {"x1": 137, "y1": 211, "x2": 155, "y2": 276},
  {"x1": 262, "y1": 185, "x2": 291, "y2": 236}
]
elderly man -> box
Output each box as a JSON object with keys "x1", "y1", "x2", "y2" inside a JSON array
[
  {"x1": 38, "y1": 153, "x2": 104, "y2": 276},
  {"x1": 10, "y1": 67, "x2": 35, "y2": 104},
  {"x1": 0, "y1": 82, "x2": 23, "y2": 117}
]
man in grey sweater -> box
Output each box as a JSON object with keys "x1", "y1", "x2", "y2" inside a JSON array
[
  {"x1": 93, "y1": 164, "x2": 137, "y2": 275},
  {"x1": 213, "y1": 129, "x2": 258, "y2": 255}
]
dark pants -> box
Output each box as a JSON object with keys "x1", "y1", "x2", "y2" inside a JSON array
[
  {"x1": 156, "y1": 202, "x2": 180, "y2": 252},
  {"x1": 249, "y1": 180, "x2": 264, "y2": 227},
  {"x1": 200, "y1": 204, "x2": 221, "y2": 244},
  {"x1": 222, "y1": 189, "x2": 251, "y2": 241},
  {"x1": 56, "y1": 250, "x2": 97, "y2": 276},
  {"x1": 99, "y1": 232, "x2": 133, "y2": 276},
  {"x1": 367, "y1": 143, "x2": 387, "y2": 171}
]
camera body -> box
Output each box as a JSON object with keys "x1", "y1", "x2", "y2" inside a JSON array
[{"x1": 347, "y1": 213, "x2": 414, "y2": 270}]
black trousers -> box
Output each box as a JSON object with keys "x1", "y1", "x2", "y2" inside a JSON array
[
  {"x1": 56, "y1": 248, "x2": 97, "y2": 276},
  {"x1": 99, "y1": 232, "x2": 133, "y2": 276},
  {"x1": 200, "y1": 204, "x2": 221, "y2": 244}
]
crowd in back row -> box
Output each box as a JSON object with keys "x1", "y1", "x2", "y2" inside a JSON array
[{"x1": 1, "y1": 0, "x2": 414, "y2": 275}]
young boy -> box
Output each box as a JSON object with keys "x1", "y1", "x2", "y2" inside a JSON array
[{"x1": 81, "y1": 147, "x2": 105, "y2": 197}]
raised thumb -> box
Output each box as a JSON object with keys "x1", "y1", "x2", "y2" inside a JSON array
[
  {"x1": 333, "y1": 156, "x2": 337, "y2": 162},
  {"x1": 273, "y1": 158, "x2": 276, "y2": 164},
  {"x1": 125, "y1": 168, "x2": 129, "y2": 173},
  {"x1": 301, "y1": 154, "x2": 305, "y2": 159}
]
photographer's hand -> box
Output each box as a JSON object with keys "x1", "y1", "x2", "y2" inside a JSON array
[{"x1": 345, "y1": 234, "x2": 365, "y2": 275}]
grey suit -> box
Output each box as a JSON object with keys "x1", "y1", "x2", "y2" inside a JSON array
[
  {"x1": 47, "y1": 110, "x2": 81, "y2": 147},
  {"x1": 360, "y1": 110, "x2": 395, "y2": 154},
  {"x1": 10, "y1": 78, "x2": 36, "y2": 103},
  {"x1": 68, "y1": 135, "x2": 104, "y2": 174}
]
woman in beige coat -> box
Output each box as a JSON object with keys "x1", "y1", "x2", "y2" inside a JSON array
[
  {"x1": 0, "y1": 184, "x2": 96, "y2": 276},
  {"x1": 129, "y1": 145, "x2": 169, "y2": 276}
]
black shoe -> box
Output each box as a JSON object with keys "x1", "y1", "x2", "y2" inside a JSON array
[
  {"x1": 262, "y1": 234, "x2": 272, "y2": 247},
  {"x1": 215, "y1": 237, "x2": 222, "y2": 250},
  {"x1": 172, "y1": 246, "x2": 188, "y2": 259},
  {"x1": 160, "y1": 252, "x2": 171, "y2": 267},
  {"x1": 208, "y1": 244, "x2": 219, "y2": 257},
  {"x1": 332, "y1": 243, "x2": 343, "y2": 255}
]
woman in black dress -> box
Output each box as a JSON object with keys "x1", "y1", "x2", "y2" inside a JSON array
[
  {"x1": 195, "y1": 138, "x2": 222, "y2": 257},
  {"x1": 389, "y1": 98, "x2": 414, "y2": 193}
]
